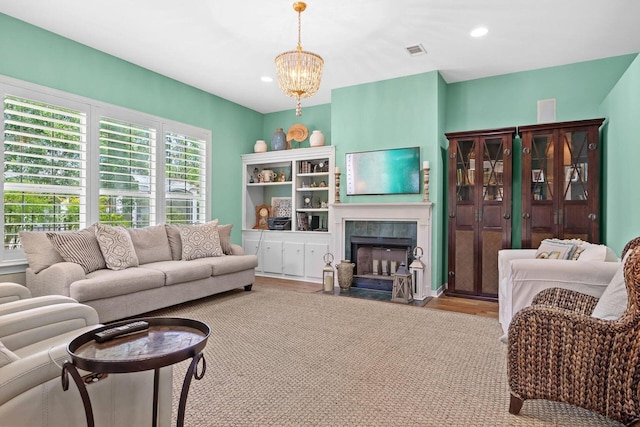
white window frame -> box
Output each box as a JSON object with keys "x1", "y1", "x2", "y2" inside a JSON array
[{"x1": 0, "y1": 75, "x2": 211, "y2": 268}]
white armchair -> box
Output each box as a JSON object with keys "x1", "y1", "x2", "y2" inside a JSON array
[
  {"x1": 0, "y1": 302, "x2": 173, "y2": 427},
  {"x1": 498, "y1": 249, "x2": 620, "y2": 334},
  {"x1": 0, "y1": 282, "x2": 77, "y2": 317}
]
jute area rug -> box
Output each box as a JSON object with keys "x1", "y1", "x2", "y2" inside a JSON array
[{"x1": 148, "y1": 286, "x2": 621, "y2": 426}]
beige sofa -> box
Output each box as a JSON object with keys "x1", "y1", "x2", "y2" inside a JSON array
[{"x1": 21, "y1": 223, "x2": 258, "y2": 323}]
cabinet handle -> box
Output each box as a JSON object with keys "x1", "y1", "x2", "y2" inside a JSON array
[
  {"x1": 503, "y1": 148, "x2": 511, "y2": 157},
  {"x1": 448, "y1": 271, "x2": 455, "y2": 277},
  {"x1": 522, "y1": 147, "x2": 530, "y2": 155},
  {"x1": 449, "y1": 212, "x2": 455, "y2": 218},
  {"x1": 522, "y1": 213, "x2": 530, "y2": 219},
  {"x1": 503, "y1": 213, "x2": 511, "y2": 220},
  {"x1": 588, "y1": 143, "x2": 597, "y2": 151},
  {"x1": 449, "y1": 151, "x2": 456, "y2": 159},
  {"x1": 588, "y1": 213, "x2": 597, "y2": 221}
]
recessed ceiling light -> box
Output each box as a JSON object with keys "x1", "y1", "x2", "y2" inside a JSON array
[
  {"x1": 470, "y1": 27, "x2": 488, "y2": 38},
  {"x1": 261, "y1": 76, "x2": 273, "y2": 83}
]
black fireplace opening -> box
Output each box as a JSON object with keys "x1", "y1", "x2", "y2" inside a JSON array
[{"x1": 350, "y1": 236, "x2": 413, "y2": 291}]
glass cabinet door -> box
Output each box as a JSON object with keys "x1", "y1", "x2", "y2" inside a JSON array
[
  {"x1": 561, "y1": 129, "x2": 589, "y2": 202},
  {"x1": 481, "y1": 137, "x2": 506, "y2": 202},
  {"x1": 455, "y1": 138, "x2": 476, "y2": 202},
  {"x1": 530, "y1": 133, "x2": 554, "y2": 202}
]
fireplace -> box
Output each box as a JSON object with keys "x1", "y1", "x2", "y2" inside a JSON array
[
  {"x1": 330, "y1": 202, "x2": 434, "y2": 300},
  {"x1": 350, "y1": 236, "x2": 412, "y2": 291}
]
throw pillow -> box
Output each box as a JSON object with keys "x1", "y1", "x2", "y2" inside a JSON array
[
  {"x1": 127, "y1": 224, "x2": 172, "y2": 264},
  {"x1": 579, "y1": 243, "x2": 619, "y2": 262},
  {"x1": 535, "y1": 239, "x2": 576, "y2": 260},
  {"x1": 47, "y1": 225, "x2": 106, "y2": 274},
  {"x1": 95, "y1": 224, "x2": 139, "y2": 270},
  {"x1": 218, "y1": 224, "x2": 233, "y2": 255},
  {"x1": 19, "y1": 231, "x2": 65, "y2": 273},
  {"x1": 0, "y1": 340, "x2": 19, "y2": 368},
  {"x1": 591, "y1": 250, "x2": 631, "y2": 320},
  {"x1": 179, "y1": 220, "x2": 223, "y2": 261}
]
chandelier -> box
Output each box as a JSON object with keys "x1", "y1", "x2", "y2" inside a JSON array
[{"x1": 275, "y1": 2, "x2": 324, "y2": 116}]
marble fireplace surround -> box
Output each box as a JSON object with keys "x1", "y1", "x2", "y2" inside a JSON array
[{"x1": 330, "y1": 203, "x2": 433, "y2": 300}]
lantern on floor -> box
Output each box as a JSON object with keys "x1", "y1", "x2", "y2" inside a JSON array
[
  {"x1": 409, "y1": 246, "x2": 425, "y2": 298},
  {"x1": 322, "y1": 252, "x2": 335, "y2": 293},
  {"x1": 391, "y1": 262, "x2": 413, "y2": 303}
]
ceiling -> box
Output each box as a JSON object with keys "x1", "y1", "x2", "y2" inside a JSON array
[{"x1": 1, "y1": 1, "x2": 639, "y2": 114}]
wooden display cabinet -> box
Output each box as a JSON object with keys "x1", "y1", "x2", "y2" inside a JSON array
[
  {"x1": 519, "y1": 118, "x2": 604, "y2": 247},
  {"x1": 446, "y1": 127, "x2": 515, "y2": 300}
]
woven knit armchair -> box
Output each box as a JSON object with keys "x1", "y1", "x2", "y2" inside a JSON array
[{"x1": 507, "y1": 244, "x2": 640, "y2": 426}]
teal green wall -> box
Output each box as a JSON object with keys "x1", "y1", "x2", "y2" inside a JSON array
[
  {"x1": 600, "y1": 54, "x2": 640, "y2": 254},
  {"x1": 0, "y1": 13, "x2": 263, "y2": 244}
]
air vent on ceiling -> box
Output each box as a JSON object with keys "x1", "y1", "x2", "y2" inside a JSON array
[{"x1": 405, "y1": 44, "x2": 427, "y2": 56}]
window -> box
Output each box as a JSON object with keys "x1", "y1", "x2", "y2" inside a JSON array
[{"x1": 1, "y1": 78, "x2": 211, "y2": 263}]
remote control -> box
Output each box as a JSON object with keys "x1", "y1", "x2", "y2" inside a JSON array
[{"x1": 94, "y1": 321, "x2": 149, "y2": 343}]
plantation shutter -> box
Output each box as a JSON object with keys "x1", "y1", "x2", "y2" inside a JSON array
[
  {"x1": 164, "y1": 131, "x2": 207, "y2": 224},
  {"x1": 3, "y1": 95, "x2": 87, "y2": 252},
  {"x1": 99, "y1": 117, "x2": 156, "y2": 227}
]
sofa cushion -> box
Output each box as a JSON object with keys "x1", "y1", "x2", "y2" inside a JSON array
[
  {"x1": 141, "y1": 260, "x2": 212, "y2": 286},
  {"x1": 592, "y1": 250, "x2": 631, "y2": 320},
  {"x1": 535, "y1": 239, "x2": 576, "y2": 260},
  {"x1": 69, "y1": 267, "x2": 165, "y2": 302},
  {"x1": 95, "y1": 224, "x2": 139, "y2": 270},
  {"x1": 19, "y1": 231, "x2": 65, "y2": 273},
  {"x1": 47, "y1": 226, "x2": 106, "y2": 274},
  {"x1": 0, "y1": 340, "x2": 19, "y2": 367},
  {"x1": 128, "y1": 224, "x2": 172, "y2": 264},
  {"x1": 208, "y1": 254, "x2": 259, "y2": 276},
  {"x1": 165, "y1": 224, "x2": 182, "y2": 260},
  {"x1": 179, "y1": 220, "x2": 224, "y2": 260},
  {"x1": 218, "y1": 224, "x2": 233, "y2": 255}
]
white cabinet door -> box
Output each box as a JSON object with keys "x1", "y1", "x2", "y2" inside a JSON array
[
  {"x1": 244, "y1": 239, "x2": 262, "y2": 272},
  {"x1": 262, "y1": 240, "x2": 283, "y2": 274},
  {"x1": 283, "y1": 241, "x2": 304, "y2": 277},
  {"x1": 305, "y1": 242, "x2": 329, "y2": 280}
]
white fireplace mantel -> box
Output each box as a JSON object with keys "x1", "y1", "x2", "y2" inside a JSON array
[{"x1": 329, "y1": 203, "x2": 433, "y2": 300}]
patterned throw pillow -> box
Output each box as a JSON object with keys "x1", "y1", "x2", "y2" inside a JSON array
[
  {"x1": 179, "y1": 220, "x2": 224, "y2": 260},
  {"x1": 95, "y1": 224, "x2": 139, "y2": 270},
  {"x1": 47, "y1": 226, "x2": 107, "y2": 274},
  {"x1": 534, "y1": 239, "x2": 576, "y2": 260}
]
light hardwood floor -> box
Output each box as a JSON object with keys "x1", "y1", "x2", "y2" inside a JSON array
[{"x1": 254, "y1": 276, "x2": 499, "y2": 319}]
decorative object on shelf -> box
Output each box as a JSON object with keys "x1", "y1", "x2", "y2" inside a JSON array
[
  {"x1": 335, "y1": 259, "x2": 355, "y2": 290},
  {"x1": 253, "y1": 167, "x2": 260, "y2": 183},
  {"x1": 296, "y1": 212, "x2": 309, "y2": 231},
  {"x1": 309, "y1": 130, "x2": 325, "y2": 147},
  {"x1": 334, "y1": 166, "x2": 341, "y2": 203},
  {"x1": 259, "y1": 169, "x2": 276, "y2": 183},
  {"x1": 254, "y1": 140, "x2": 267, "y2": 153},
  {"x1": 423, "y1": 160, "x2": 430, "y2": 202},
  {"x1": 322, "y1": 252, "x2": 335, "y2": 293},
  {"x1": 271, "y1": 197, "x2": 292, "y2": 218},
  {"x1": 372, "y1": 259, "x2": 379, "y2": 275},
  {"x1": 391, "y1": 262, "x2": 414, "y2": 303},
  {"x1": 286, "y1": 123, "x2": 309, "y2": 148},
  {"x1": 277, "y1": 171, "x2": 286, "y2": 182},
  {"x1": 303, "y1": 195, "x2": 312, "y2": 208},
  {"x1": 409, "y1": 247, "x2": 425, "y2": 297},
  {"x1": 271, "y1": 128, "x2": 287, "y2": 151},
  {"x1": 274, "y1": 1, "x2": 324, "y2": 116},
  {"x1": 253, "y1": 205, "x2": 271, "y2": 229}
]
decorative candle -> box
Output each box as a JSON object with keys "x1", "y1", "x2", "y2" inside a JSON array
[{"x1": 423, "y1": 160, "x2": 429, "y2": 169}]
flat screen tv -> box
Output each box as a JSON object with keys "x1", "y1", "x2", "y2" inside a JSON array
[{"x1": 345, "y1": 147, "x2": 420, "y2": 196}]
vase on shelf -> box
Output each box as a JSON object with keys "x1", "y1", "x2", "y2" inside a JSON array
[
  {"x1": 309, "y1": 130, "x2": 325, "y2": 147},
  {"x1": 271, "y1": 128, "x2": 286, "y2": 151},
  {"x1": 254, "y1": 140, "x2": 267, "y2": 153},
  {"x1": 336, "y1": 259, "x2": 355, "y2": 290}
]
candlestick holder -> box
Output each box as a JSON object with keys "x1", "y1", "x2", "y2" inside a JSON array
[
  {"x1": 423, "y1": 166, "x2": 430, "y2": 202},
  {"x1": 334, "y1": 171, "x2": 341, "y2": 203}
]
